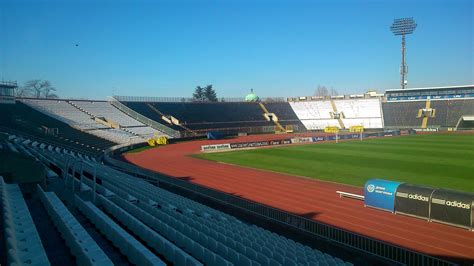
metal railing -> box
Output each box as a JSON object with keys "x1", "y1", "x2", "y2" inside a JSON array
[
  {"x1": 103, "y1": 152, "x2": 458, "y2": 266},
  {"x1": 113, "y1": 95, "x2": 287, "y2": 103},
  {"x1": 0, "y1": 126, "x2": 101, "y2": 158},
  {"x1": 108, "y1": 97, "x2": 180, "y2": 138},
  {"x1": 5, "y1": 131, "x2": 462, "y2": 266}
]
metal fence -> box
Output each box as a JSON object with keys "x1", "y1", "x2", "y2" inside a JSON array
[
  {"x1": 113, "y1": 95, "x2": 287, "y2": 103},
  {"x1": 103, "y1": 152, "x2": 459, "y2": 266}
]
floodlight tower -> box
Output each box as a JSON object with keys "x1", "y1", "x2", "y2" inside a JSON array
[{"x1": 390, "y1": 17, "x2": 417, "y2": 89}]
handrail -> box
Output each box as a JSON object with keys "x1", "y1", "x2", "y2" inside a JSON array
[
  {"x1": 108, "y1": 97, "x2": 180, "y2": 138},
  {"x1": 113, "y1": 95, "x2": 287, "y2": 103},
  {"x1": 146, "y1": 103, "x2": 198, "y2": 136},
  {"x1": 0, "y1": 126, "x2": 100, "y2": 158}
]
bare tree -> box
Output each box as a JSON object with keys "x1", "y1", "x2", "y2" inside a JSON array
[
  {"x1": 329, "y1": 88, "x2": 339, "y2": 96},
  {"x1": 314, "y1": 85, "x2": 329, "y2": 97},
  {"x1": 43, "y1": 86, "x2": 58, "y2": 98},
  {"x1": 15, "y1": 86, "x2": 33, "y2": 97},
  {"x1": 23, "y1": 80, "x2": 57, "y2": 98}
]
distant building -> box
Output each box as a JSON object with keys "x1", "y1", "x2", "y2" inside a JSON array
[
  {"x1": 245, "y1": 89, "x2": 260, "y2": 102},
  {"x1": 0, "y1": 81, "x2": 17, "y2": 104}
]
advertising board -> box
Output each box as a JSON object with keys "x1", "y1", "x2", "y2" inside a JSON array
[
  {"x1": 395, "y1": 183, "x2": 436, "y2": 220},
  {"x1": 290, "y1": 137, "x2": 313, "y2": 144},
  {"x1": 364, "y1": 179, "x2": 402, "y2": 212},
  {"x1": 201, "y1": 143, "x2": 231, "y2": 152},
  {"x1": 230, "y1": 141, "x2": 269, "y2": 149},
  {"x1": 430, "y1": 189, "x2": 473, "y2": 229},
  {"x1": 312, "y1": 136, "x2": 324, "y2": 142}
]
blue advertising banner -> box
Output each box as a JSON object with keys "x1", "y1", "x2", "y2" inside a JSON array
[
  {"x1": 364, "y1": 179, "x2": 402, "y2": 212},
  {"x1": 312, "y1": 136, "x2": 325, "y2": 142},
  {"x1": 340, "y1": 134, "x2": 352, "y2": 140},
  {"x1": 387, "y1": 93, "x2": 474, "y2": 101},
  {"x1": 207, "y1": 131, "x2": 224, "y2": 140}
]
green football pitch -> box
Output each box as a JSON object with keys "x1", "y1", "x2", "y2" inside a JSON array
[{"x1": 195, "y1": 134, "x2": 474, "y2": 193}]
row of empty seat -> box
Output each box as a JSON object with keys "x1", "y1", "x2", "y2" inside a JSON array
[
  {"x1": 107, "y1": 192, "x2": 232, "y2": 266},
  {"x1": 124, "y1": 125, "x2": 162, "y2": 137},
  {"x1": 98, "y1": 193, "x2": 204, "y2": 265},
  {"x1": 427, "y1": 99, "x2": 474, "y2": 127},
  {"x1": 70, "y1": 101, "x2": 164, "y2": 138},
  {"x1": 11, "y1": 136, "x2": 213, "y2": 265},
  {"x1": 334, "y1": 99, "x2": 382, "y2": 119},
  {"x1": 290, "y1": 101, "x2": 334, "y2": 120},
  {"x1": 99, "y1": 177, "x2": 347, "y2": 266},
  {"x1": 0, "y1": 102, "x2": 117, "y2": 154},
  {"x1": 23, "y1": 99, "x2": 105, "y2": 130},
  {"x1": 37, "y1": 185, "x2": 113, "y2": 266},
  {"x1": 382, "y1": 99, "x2": 474, "y2": 128},
  {"x1": 95, "y1": 165, "x2": 351, "y2": 266},
  {"x1": 86, "y1": 128, "x2": 142, "y2": 144},
  {"x1": 122, "y1": 101, "x2": 275, "y2": 131},
  {"x1": 74, "y1": 195, "x2": 166, "y2": 266},
  {"x1": 12, "y1": 134, "x2": 352, "y2": 266},
  {"x1": 70, "y1": 101, "x2": 144, "y2": 127},
  {"x1": 19, "y1": 99, "x2": 164, "y2": 144},
  {"x1": 382, "y1": 101, "x2": 424, "y2": 128},
  {"x1": 1, "y1": 177, "x2": 50, "y2": 266},
  {"x1": 289, "y1": 99, "x2": 384, "y2": 129}
]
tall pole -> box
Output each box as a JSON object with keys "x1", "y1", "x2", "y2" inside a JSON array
[
  {"x1": 390, "y1": 17, "x2": 417, "y2": 90},
  {"x1": 401, "y1": 34, "x2": 407, "y2": 90}
]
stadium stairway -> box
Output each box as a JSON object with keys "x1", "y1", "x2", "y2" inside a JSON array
[
  {"x1": 420, "y1": 100, "x2": 431, "y2": 129},
  {"x1": 258, "y1": 102, "x2": 286, "y2": 132},
  {"x1": 108, "y1": 98, "x2": 181, "y2": 138},
  {"x1": 262, "y1": 102, "x2": 305, "y2": 131},
  {"x1": 49, "y1": 176, "x2": 132, "y2": 266},
  {"x1": 1, "y1": 177, "x2": 51, "y2": 266},
  {"x1": 25, "y1": 188, "x2": 78, "y2": 265},
  {"x1": 67, "y1": 101, "x2": 149, "y2": 141},
  {"x1": 330, "y1": 100, "x2": 345, "y2": 129},
  {"x1": 37, "y1": 185, "x2": 114, "y2": 266},
  {"x1": 146, "y1": 103, "x2": 198, "y2": 136}
]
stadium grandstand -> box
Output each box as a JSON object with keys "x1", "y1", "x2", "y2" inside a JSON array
[
  {"x1": 3, "y1": 0, "x2": 474, "y2": 264},
  {"x1": 1, "y1": 83, "x2": 474, "y2": 266},
  {"x1": 384, "y1": 85, "x2": 474, "y2": 130}
]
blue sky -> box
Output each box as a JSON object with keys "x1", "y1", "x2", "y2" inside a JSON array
[{"x1": 1, "y1": 0, "x2": 472, "y2": 99}]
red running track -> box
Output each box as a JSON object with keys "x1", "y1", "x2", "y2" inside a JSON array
[{"x1": 123, "y1": 133, "x2": 474, "y2": 263}]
